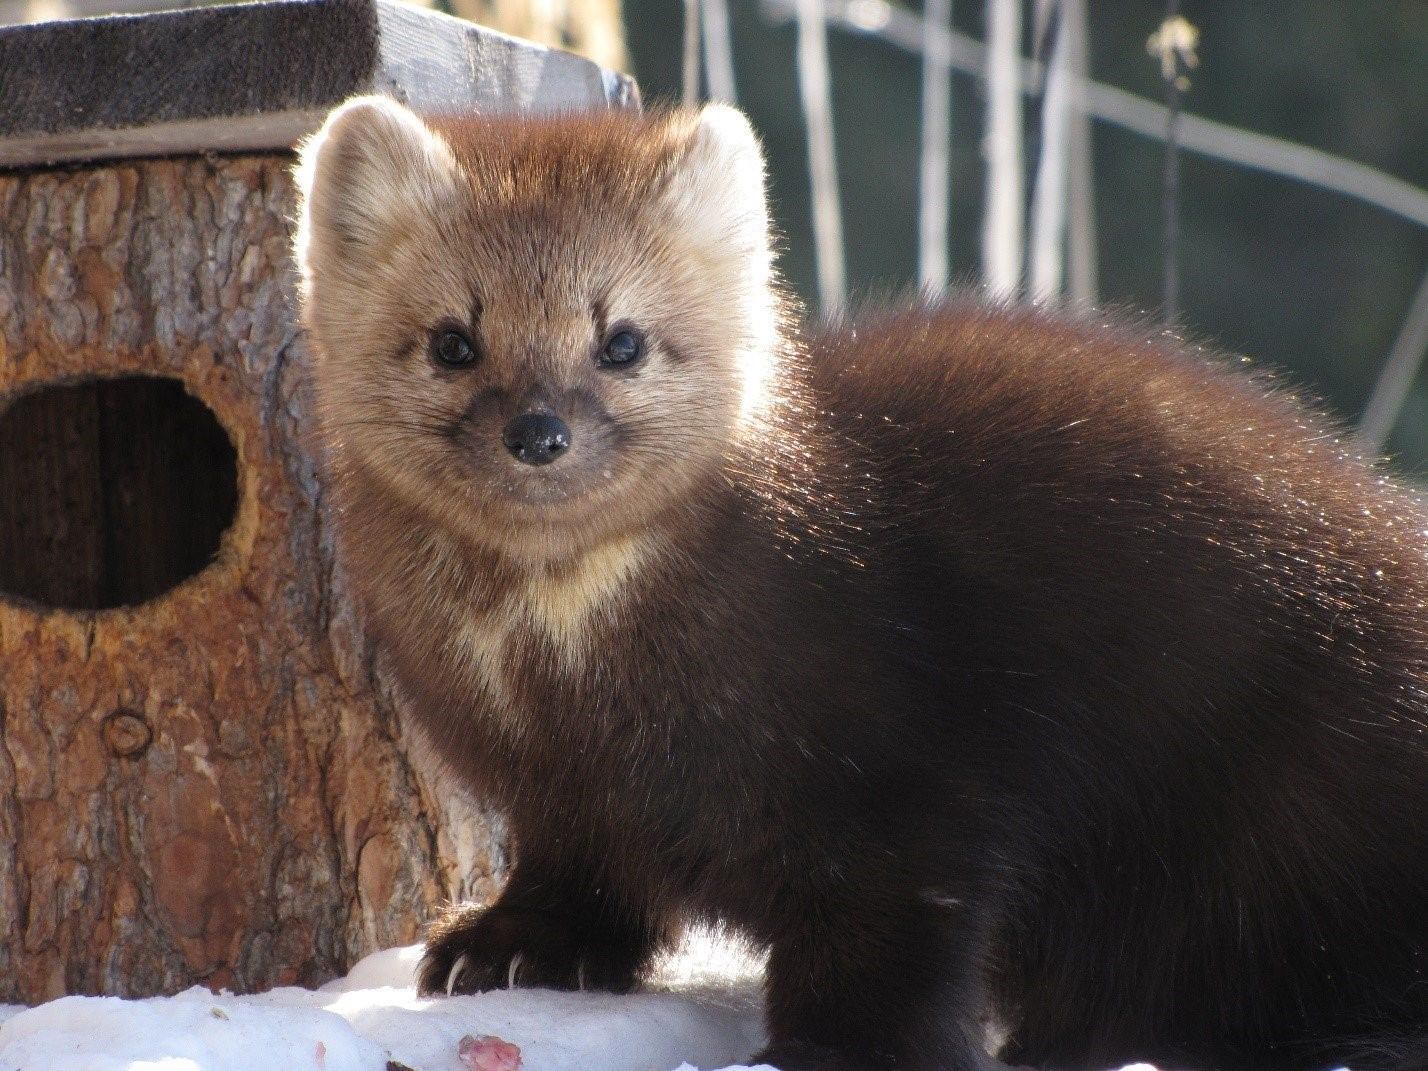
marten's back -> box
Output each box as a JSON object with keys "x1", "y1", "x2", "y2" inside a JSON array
[
  {"x1": 812, "y1": 301, "x2": 1428, "y2": 698},
  {"x1": 808, "y1": 300, "x2": 1428, "y2": 829},
  {"x1": 809, "y1": 300, "x2": 1428, "y2": 1070}
]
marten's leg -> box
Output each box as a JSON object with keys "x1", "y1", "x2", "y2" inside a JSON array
[
  {"x1": 417, "y1": 856, "x2": 664, "y2": 996},
  {"x1": 755, "y1": 890, "x2": 1009, "y2": 1071}
]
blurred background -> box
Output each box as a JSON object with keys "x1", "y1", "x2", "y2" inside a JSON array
[
  {"x1": 630, "y1": 1, "x2": 1428, "y2": 471},
  {"x1": 5, "y1": 0, "x2": 1423, "y2": 470}
]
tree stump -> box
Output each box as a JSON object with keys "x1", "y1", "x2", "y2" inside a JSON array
[{"x1": 0, "y1": 0, "x2": 636, "y2": 1004}]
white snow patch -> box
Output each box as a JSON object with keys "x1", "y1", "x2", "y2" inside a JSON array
[
  {"x1": 319, "y1": 943, "x2": 425, "y2": 993},
  {"x1": 0, "y1": 986, "x2": 385, "y2": 1071},
  {"x1": 0, "y1": 931, "x2": 1205, "y2": 1071},
  {"x1": 0, "y1": 932, "x2": 769, "y2": 1071}
]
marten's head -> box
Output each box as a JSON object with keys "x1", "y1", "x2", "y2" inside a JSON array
[{"x1": 295, "y1": 97, "x2": 780, "y2": 561}]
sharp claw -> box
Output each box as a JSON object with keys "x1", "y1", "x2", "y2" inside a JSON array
[
  {"x1": 445, "y1": 953, "x2": 470, "y2": 996},
  {"x1": 506, "y1": 951, "x2": 524, "y2": 990}
]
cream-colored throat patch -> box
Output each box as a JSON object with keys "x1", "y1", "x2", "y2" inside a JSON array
[
  {"x1": 455, "y1": 612, "x2": 516, "y2": 711},
  {"x1": 450, "y1": 533, "x2": 654, "y2": 711},
  {"x1": 520, "y1": 533, "x2": 655, "y2": 658}
]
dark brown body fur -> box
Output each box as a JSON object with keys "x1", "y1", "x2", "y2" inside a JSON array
[{"x1": 296, "y1": 103, "x2": 1427, "y2": 1071}]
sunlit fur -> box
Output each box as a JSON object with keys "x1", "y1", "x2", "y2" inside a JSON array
[
  {"x1": 297, "y1": 96, "x2": 781, "y2": 568},
  {"x1": 296, "y1": 99, "x2": 1427, "y2": 1071}
]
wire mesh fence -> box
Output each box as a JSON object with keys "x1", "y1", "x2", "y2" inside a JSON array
[{"x1": 687, "y1": 0, "x2": 1428, "y2": 453}]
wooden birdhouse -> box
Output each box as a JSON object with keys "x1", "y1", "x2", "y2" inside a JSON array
[{"x1": 0, "y1": 0, "x2": 636, "y2": 1004}]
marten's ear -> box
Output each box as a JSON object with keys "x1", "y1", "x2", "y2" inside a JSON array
[
  {"x1": 294, "y1": 95, "x2": 461, "y2": 276},
  {"x1": 663, "y1": 104, "x2": 771, "y2": 264}
]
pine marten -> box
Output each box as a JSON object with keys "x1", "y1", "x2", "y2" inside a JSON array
[{"x1": 293, "y1": 97, "x2": 1427, "y2": 1071}]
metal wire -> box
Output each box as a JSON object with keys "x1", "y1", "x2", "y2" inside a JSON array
[
  {"x1": 1029, "y1": 0, "x2": 1070, "y2": 302},
  {"x1": 1358, "y1": 267, "x2": 1428, "y2": 455},
  {"x1": 1062, "y1": 0, "x2": 1097, "y2": 306},
  {"x1": 981, "y1": 0, "x2": 1024, "y2": 298},
  {"x1": 917, "y1": 0, "x2": 952, "y2": 292},
  {"x1": 700, "y1": 0, "x2": 738, "y2": 102},
  {"x1": 683, "y1": 0, "x2": 702, "y2": 105},
  {"x1": 1153, "y1": 0, "x2": 1188, "y2": 325},
  {"x1": 794, "y1": 0, "x2": 847, "y2": 313}
]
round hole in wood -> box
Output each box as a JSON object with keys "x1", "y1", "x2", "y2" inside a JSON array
[{"x1": 0, "y1": 376, "x2": 239, "y2": 610}]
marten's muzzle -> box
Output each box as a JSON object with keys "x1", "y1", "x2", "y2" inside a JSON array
[{"x1": 503, "y1": 411, "x2": 571, "y2": 466}]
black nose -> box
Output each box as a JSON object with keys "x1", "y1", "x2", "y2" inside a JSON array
[{"x1": 502, "y1": 412, "x2": 571, "y2": 466}]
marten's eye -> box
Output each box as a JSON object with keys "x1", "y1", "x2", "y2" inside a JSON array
[
  {"x1": 598, "y1": 328, "x2": 645, "y2": 368},
  {"x1": 430, "y1": 326, "x2": 479, "y2": 369}
]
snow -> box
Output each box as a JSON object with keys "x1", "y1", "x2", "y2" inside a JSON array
[
  {"x1": 0, "y1": 934, "x2": 1300, "y2": 1071},
  {"x1": 0, "y1": 932, "x2": 771, "y2": 1071}
]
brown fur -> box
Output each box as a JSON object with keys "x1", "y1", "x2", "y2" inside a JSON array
[{"x1": 295, "y1": 99, "x2": 1428, "y2": 1071}]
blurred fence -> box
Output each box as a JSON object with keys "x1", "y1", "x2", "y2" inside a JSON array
[{"x1": 695, "y1": 0, "x2": 1428, "y2": 453}]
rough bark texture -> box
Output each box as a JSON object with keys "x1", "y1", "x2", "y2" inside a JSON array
[{"x1": 0, "y1": 154, "x2": 504, "y2": 1004}]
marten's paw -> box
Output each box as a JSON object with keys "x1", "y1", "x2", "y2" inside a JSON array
[{"x1": 416, "y1": 902, "x2": 643, "y2": 996}]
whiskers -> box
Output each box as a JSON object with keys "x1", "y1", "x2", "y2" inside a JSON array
[
  {"x1": 334, "y1": 416, "x2": 451, "y2": 437},
  {"x1": 323, "y1": 396, "x2": 463, "y2": 448}
]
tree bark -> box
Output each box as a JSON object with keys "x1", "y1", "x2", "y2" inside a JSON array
[{"x1": 0, "y1": 154, "x2": 503, "y2": 1004}]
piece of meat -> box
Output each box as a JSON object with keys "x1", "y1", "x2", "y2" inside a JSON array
[{"x1": 457, "y1": 1034, "x2": 523, "y2": 1071}]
